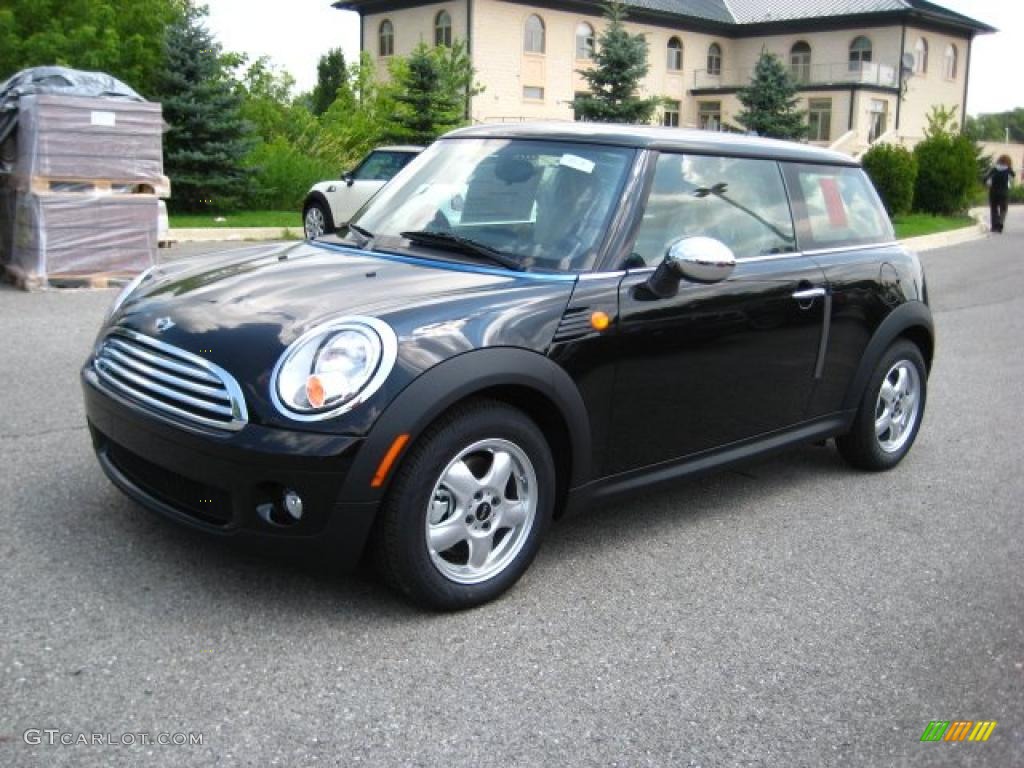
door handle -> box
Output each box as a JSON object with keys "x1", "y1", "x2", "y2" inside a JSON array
[{"x1": 792, "y1": 287, "x2": 827, "y2": 301}]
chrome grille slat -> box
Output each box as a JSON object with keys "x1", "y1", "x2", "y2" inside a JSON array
[
  {"x1": 103, "y1": 347, "x2": 231, "y2": 401},
  {"x1": 94, "y1": 329, "x2": 248, "y2": 432},
  {"x1": 107, "y1": 338, "x2": 220, "y2": 384}
]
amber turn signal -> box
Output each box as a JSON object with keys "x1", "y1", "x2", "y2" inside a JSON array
[{"x1": 590, "y1": 311, "x2": 611, "y2": 331}]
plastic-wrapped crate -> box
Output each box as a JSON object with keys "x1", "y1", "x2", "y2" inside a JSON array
[
  {"x1": 12, "y1": 94, "x2": 164, "y2": 186},
  {"x1": 8, "y1": 192, "x2": 156, "y2": 285}
]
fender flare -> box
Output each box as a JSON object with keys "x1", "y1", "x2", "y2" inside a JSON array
[
  {"x1": 842, "y1": 301, "x2": 935, "y2": 412},
  {"x1": 339, "y1": 348, "x2": 593, "y2": 503},
  {"x1": 302, "y1": 191, "x2": 336, "y2": 231}
]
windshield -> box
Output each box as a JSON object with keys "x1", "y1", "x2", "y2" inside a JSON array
[{"x1": 344, "y1": 138, "x2": 636, "y2": 273}]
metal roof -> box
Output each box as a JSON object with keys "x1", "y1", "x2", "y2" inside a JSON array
[{"x1": 443, "y1": 122, "x2": 861, "y2": 167}]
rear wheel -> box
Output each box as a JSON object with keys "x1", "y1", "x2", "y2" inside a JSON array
[
  {"x1": 374, "y1": 400, "x2": 555, "y2": 610},
  {"x1": 303, "y1": 200, "x2": 333, "y2": 239},
  {"x1": 837, "y1": 339, "x2": 927, "y2": 471}
]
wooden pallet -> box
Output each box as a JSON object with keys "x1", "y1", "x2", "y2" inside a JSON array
[
  {"x1": 25, "y1": 175, "x2": 171, "y2": 198},
  {"x1": 2, "y1": 264, "x2": 135, "y2": 291}
]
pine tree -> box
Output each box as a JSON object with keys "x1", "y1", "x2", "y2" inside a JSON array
[
  {"x1": 736, "y1": 51, "x2": 808, "y2": 140},
  {"x1": 385, "y1": 44, "x2": 463, "y2": 145},
  {"x1": 155, "y1": 3, "x2": 253, "y2": 212},
  {"x1": 311, "y1": 48, "x2": 348, "y2": 116},
  {"x1": 572, "y1": 0, "x2": 660, "y2": 124}
]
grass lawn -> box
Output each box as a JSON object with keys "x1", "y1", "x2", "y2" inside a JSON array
[
  {"x1": 168, "y1": 210, "x2": 301, "y2": 229},
  {"x1": 892, "y1": 213, "x2": 976, "y2": 240}
]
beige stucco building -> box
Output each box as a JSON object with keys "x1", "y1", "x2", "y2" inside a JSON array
[{"x1": 333, "y1": 0, "x2": 994, "y2": 156}]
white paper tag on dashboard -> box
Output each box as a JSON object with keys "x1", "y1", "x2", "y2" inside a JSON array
[
  {"x1": 91, "y1": 111, "x2": 116, "y2": 127},
  {"x1": 560, "y1": 154, "x2": 595, "y2": 174}
]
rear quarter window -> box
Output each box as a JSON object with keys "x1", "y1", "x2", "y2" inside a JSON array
[{"x1": 783, "y1": 163, "x2": 893, "y2": 250}]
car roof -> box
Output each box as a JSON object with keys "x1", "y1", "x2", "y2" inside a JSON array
[
  {"x1": 443, "y1": 122, "x2": 860, "y2": 167},
  {"x1": 375, "y1": 145, "x2": 425, "y2": 153}
]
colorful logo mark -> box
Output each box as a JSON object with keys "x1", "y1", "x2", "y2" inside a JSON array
[{"x1": 920, "y1": 721, "x2": 997, "y2": 742}]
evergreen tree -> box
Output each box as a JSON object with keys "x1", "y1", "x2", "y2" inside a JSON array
[
  {"x1": 155, "y1": 3, "x2": 253, "y2": 212},
  {"x1": 311, "y1": 48, "x2": 348, "y2": 116},
  {"x1": 736, "y1": 51, "x2": 808, "y2": 140},
  {"x1": 571, "y1": 0, "x2": 660, "y2": 124},
  {"x1": 385, "y1": 44, "x2": 463, "y2": 145}
]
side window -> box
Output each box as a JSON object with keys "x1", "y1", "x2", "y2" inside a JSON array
[
  {"x1": 353, "y1": 152, "x2": 411, "y2": 181},
  {"x1": 784, "y1": 163, "x2": 894, "y2": 249},
  {"x1": 629, "y1": 153, "x2": 795, "y2": 267}
]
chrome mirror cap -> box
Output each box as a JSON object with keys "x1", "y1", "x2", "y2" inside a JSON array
[{"x1": 667, "y1": 236, "x2": 736, "y2": 284}]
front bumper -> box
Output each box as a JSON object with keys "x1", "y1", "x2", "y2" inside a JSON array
[{"x1": 82, "y1": 366, "x2": 380, "y2": 567}]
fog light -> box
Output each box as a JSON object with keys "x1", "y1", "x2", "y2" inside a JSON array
[{"x1": 283, "y1": 490, "x2": 304, "y2": 521}]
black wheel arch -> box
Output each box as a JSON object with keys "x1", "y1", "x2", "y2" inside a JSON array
[
  {"x1": 340, "y1": 348, "x2": 592, "y2": 513},
  {"x1": 842, "y1": 300, "x2": 935, "y2": 412}
]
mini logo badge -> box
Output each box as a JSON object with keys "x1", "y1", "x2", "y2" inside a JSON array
[{"x1": 154, "y1": 317, "x2": 176, "y2": 333}]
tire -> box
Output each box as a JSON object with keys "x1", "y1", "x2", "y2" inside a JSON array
[
  {"x1": 303, "y1": 199, "x2": 333, "y2": 239},
  {"x1": 836, "y1": 339, "x2": 928, "y2": 471},
  {"x1": 374, "y1": 399, "x2": 555, "y2": 610}
]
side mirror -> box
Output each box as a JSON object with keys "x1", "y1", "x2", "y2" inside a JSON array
[
  {"x1": 645, "y1": 236, "x2": 736, "y2": 298},
  {"x1": 343, "y1": 172, "x2": 355, "y2": 187}
]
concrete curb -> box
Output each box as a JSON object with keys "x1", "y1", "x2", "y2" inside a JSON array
[
  {"x1": 168, "y1": 227, "x2": 299, "y2": 242},
  {"x1": 899, "y1": 208, "x2": 988, "y2": 253}
]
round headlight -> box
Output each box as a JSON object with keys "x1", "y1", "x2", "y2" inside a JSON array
[{"x1": 271, "y1": 316, "x2": 398, "y2": 420}]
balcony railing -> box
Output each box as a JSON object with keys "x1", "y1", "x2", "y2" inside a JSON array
[{"x1": 693, "y1": 61, "x2": 898, "y2": 90}]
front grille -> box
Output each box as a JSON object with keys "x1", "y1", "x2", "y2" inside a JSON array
[
  {"x1": 94, "y1": 328, "x2": 248, "y2": 432},
  {"x1": 106, "y1": 439, "x2": 233, "y2": 525}
]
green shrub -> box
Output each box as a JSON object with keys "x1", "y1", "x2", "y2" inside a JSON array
[
  {"x1": 244, "y1": 137, "x2": 336, "y2": 211},
  {"x1": 913, "y1": 133, "x2": 982, "y2": 215},
  {"x1": 861, "y1": 143, "x2": 917, "y2": 215}
]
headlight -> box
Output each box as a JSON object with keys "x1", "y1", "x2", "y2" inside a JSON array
[
  {"x1": 271, "y1": 316, "x2": 398, "y2": 420},
  {"x1": 105, "y1": 266, "x2": 155, "y2": 321}
]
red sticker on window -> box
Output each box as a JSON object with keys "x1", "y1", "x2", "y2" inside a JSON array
[{"x1": 819, "y1": 178, "x2": 848, "y2": 228}]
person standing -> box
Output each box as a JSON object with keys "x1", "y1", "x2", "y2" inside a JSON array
[{"x1": 983, "y1": 155, "x2": 1016, "y2": 233}]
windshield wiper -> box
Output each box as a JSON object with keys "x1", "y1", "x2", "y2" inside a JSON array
[
  {"x1": 400, "y1": 230, "x2": 525, "y2": 272},
  {"x1": 345, "y1": 222, "x2": 375, "y2": 248}
]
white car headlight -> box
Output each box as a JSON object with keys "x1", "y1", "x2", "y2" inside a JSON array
[
  {"x1": 106, "y1": 266, "x2": 155, "y2": 321},
  {"x1": 271, "y1": 316, "x2": 398, "y2": 420}
]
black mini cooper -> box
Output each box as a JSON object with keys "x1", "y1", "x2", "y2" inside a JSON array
[{"x1": 83, "y1": 124, "x2": 933, "y2": 609}]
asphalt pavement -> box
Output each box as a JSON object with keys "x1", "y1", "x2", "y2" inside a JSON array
[{"x1": 1, "y1": 215, "x2": 1022, "y2": 767}]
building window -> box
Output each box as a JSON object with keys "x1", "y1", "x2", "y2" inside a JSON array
[
  {"x1": 914, "y1": 38, "x2": 928, "y2": 74},
  {"x1": 524, "y1": 14, "x2": 545, "y2": 54},
  {"x1": 523, "y1": 85, "x2": 544, "y2": 101},
  {"x1": 790, "y1": 41, "x2": 811, "y2": 83},
  {"x1": 662, "y1": 100, "x2": 681, "y2": 127},
  {"x1": 435, "y1": 11, "x2": 452, "y2": 47},
  {"x1": 868, "y1": 99, "x2": 888, "y2": 142},
  {"x1": 667, "y1": 37, "x2": 683, "y2": 71},
  {"x1": 698, "y1": 100, "x2": 721, "y2": 130},
  {"x1": 944, "y1": 44, "x2": 958, "y2": 80},
  {"x1": 707, "y1": 43, "x2": 722, "y2": 76},
  {"x1": 378, "y1": 19, "x2": 394, "y2": 57},
  {"x1": 849, "y1": 36, "x2": 872, "y2": 72},
  {"x1": 575, "y1": 22, "x2": 595, "y2": 60},
  {"x1": 808, "y1": 98, "x2": 832, "y2": 141}
]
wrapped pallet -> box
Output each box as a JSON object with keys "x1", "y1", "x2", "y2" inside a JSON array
[{"x1": 0, "y1": 67, "x2": 167, "y2": 289}]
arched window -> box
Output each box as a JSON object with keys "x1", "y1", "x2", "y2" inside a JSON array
[
  {"x1": 914, "y1": 38, "x2": 928, "y2": 74},
  {"x1": 790, "y1": 41, "x2": 811, "y2": 83},
  {"x1": 524, "y1": 14, "x2": 545, "y2": 54},
  {"x1": 707, "y1": 43, "x2": 722, "y2": 76},
  {"x1": 575, "y1": 22, "x2": 595, "y2": 60},
  {"x1": 944, "y1": 44, "x2": 958, "y2": 79},
  {"x1": 435, "y1": 11, "x2": 452, "y2": 47},
  {"x1": 378, "y1": 19, "x2": 394, "y2": 57},
  {"x1": 849, "y1": 36, "x2": 872, "y2": 72},
  {"x1": 667, "y1": 37, "x2": 683, "y2": 71}
]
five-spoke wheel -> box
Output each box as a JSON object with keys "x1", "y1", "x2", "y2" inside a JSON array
[{"x1": 303, "y1": 201, "x2": 332, "y2": 239}]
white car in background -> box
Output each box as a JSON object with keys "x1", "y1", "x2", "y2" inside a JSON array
[{"x1": 302, "y1": 146, "x2": 423, "y2": 238}]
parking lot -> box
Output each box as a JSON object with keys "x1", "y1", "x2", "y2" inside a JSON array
[{"x1": 2, "y1": 218, "x2": 1022, "y2": 767}]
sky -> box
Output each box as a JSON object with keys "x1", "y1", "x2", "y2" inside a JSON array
[{"x1": 204, "y1": 0, "x2": 1021, "y2": 116}]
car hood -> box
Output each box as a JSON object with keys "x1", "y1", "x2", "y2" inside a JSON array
[{"x1": 107, "y1": 241, "x2": 576, "y2": 431}]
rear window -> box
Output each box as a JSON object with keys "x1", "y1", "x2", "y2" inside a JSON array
[{"x1": 783, "y1": 164, "x2": 893, "y2": 250}]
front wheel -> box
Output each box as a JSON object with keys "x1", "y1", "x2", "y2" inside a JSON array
[
  {"x1": 837, "y1": 339, "x2": 928, "y2": 471},
  {"x1": 374, "y1": 400, "x2": 555, "y2": 610},
  {"x1": 303, "y1": 200, "x2": 333, "y2": 239}
]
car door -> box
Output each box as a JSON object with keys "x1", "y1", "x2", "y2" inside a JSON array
[
  {"x1": 605, "y1": 152, "x2": 828, "y2": 473},
  {"x1": 327, "y1": 150, "x2": 416, "y2": 224}
]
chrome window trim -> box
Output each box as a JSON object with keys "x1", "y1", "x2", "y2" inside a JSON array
[
  {"x1": 802, "y1": 241, "x2": 899, "y2": 257},
  {"x1": 269, "y1": 315, "x2": 399, "y2": 422},
  {"x1": 94, "y1": 327, "x2": 249, "y2": 432},
  {"x1": 616, "y1": 240, "x2": 897, "y2": 274}
]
